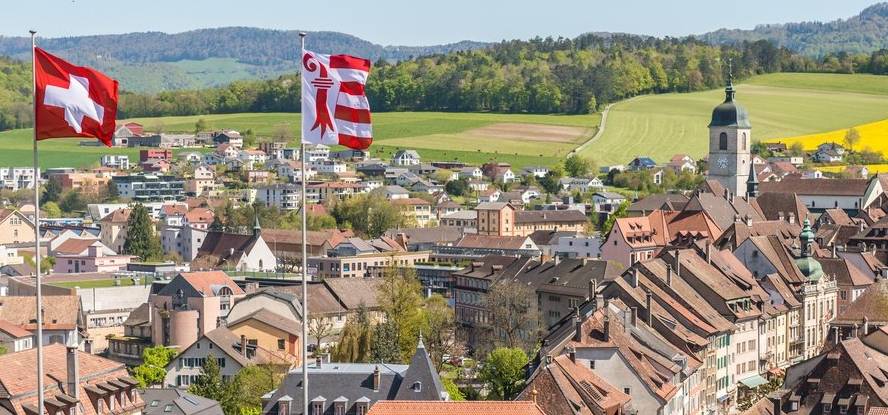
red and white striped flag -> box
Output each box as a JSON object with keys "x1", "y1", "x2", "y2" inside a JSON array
[{"x1": 301, "y1": 50, "x2": 372, "y2": 150}]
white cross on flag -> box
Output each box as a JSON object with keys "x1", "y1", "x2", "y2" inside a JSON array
[{"x1": 301, "y1": 50, "x2": 372, "y2": 150}]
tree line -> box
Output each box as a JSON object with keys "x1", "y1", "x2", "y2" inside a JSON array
[{"x1": 8, "y1": 35, "x2": 888, "y2": 131}]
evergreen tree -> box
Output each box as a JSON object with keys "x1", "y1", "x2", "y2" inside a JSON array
[
  {"x1": 189, "y1": 354, "x2": 238, "y2": 414},
  {"x1": 370, "y1": 320, "x2": 401, "y2": 363},
  {"x1": 41, "y1": 178, "x2": 62, "y2": 204},
  {"x1": 123, "y1": 203, "x2": 163, "y2": 261}
]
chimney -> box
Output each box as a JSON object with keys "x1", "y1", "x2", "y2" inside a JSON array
[
  {"x1": 832, "y1": 244, "x2": 838, "y2": 258},
  {"x1": 631, "y1": 307, "x2": 638, "y2": 328},
  {"x1": 853, "y1": 323, "x2": 859, "y2": 338},
  {"x1": 240, "y1": 334, "x2": 248, "y2": 358},
  {"x1": 666, "y1": 264, "x2": 673, "y2": 287},
  {"x1": 645, "y1": 290, "x2": 653, "y2": 326},
  {"x1": 245, "y1": 282, "x2": 260, "y2": 294},
  {"x1": 745, "y1": 214, "x2": 753, "y2": 227},
  {"x1": 674, "y1": 250, "x2": 681, "y2": 276},
  {"x1": 66, "y1": 336, "x2": 79, "y2": 403},
  {"x1": 147, "y1": 301, "x2": 153, "y2": 325},
  {"x1": 724, "y1": 188, "x2": 730, "y2": 200},
  {"x1": 705, "y1": 242, "x2": 712, "y2": 264},
  {"x1": 769, "y1": 395, "x2": 782, "y2": 415},
  {"x1": 734, "y1": 214, "x2": 741, "y2": 223},
  {"x1": 778, "y1": 211, "x2": 785, "y2": 222},
  {"x1": 372, "y1": 366, "x2": 381, "y2": 391},
  {"x1": 788, "y1": 212, "x2": 796, "y2": 224},
  {"x1": 631, "y1": 268, "x2": 639, "y2": 288},
  {"x1": 573, "y1": 308, "x2": 582, "y2": 342},
  {"x1": 554, "y1": 255, "x2": 560, "y2": 266},
  {"x1": 864, "y1": 316, "x2": 870, "y2": 336},
  {"x1": 588, "y1": 278, "x2": 597, "y2": 301},
  {"x1": 316, "y1": 355, "x2": 322, "y2": 369},
  {"x1": 568, "y1": 346, "x2": 576, "y2": 363},
  {"x1": 603, "y1": 315, "x2": 610, "y2": 342}
]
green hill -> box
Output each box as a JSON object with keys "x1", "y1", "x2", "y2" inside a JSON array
[
  {"x1": 0, "y1": 112, "x2": 599, "y2": 169},
  {"x1": 580, "y1": 73, "x2": 888, "y2": 165}
]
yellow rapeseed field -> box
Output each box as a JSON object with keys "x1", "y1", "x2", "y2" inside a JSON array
[
  {"x1": 768, "y1": 118, "x2": 888, "y2": 153},
  {"x1": 819, "y1": 163, "x2": 888, "y2": 174}
]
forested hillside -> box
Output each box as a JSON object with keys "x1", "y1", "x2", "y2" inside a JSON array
[
  {"x1": 0, "y1": 57, "x2": 32, "y2": 131},
  {"x1": 702, "y1": 3, "x2": 888, "y2": 57},
  {"x1": 0, "y1": 28, "x2": 487, "y2": 92}
]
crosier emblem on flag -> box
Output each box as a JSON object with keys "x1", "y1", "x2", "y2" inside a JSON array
[{"x1": 301, "y1": 50, "x2": 372, "y2": 150}]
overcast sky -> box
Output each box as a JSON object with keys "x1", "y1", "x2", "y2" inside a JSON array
[{"x1": 3, "y1": 0, "x2": 880, "y2": 45}]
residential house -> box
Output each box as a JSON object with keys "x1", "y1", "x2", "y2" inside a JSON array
[
  {"x1": 368, "y1": 401, "x2": 547, "y2": 415},
  {"x1": 164, "y1": 326, "x2": 295, "y2": 388},
  {"x1": 101, "y1": 154, "x2": 130, "y2": 170},
  {"x1": 306, "y1": 182, "x2": 362, "y2": 203},
  {"x1": 592, "y1": 192, "x2": 628, "y2": 216},
  {"x1": 439, "y1": 210, "x2": 476, "y2": 230},
  {"x1": 0, "y1": 167, "x2": 38, "y2": 191},
  {"x1": 0, "y1": 319, "x2": 34, "y2": 353},
  {"x1": 519, "y1": 353, "x2": 632, "y2": 415},
  {"x1": 522, "y1": 165, "x2": 550, "y2": 178},
  {"x1": 628, "y1": 157, "x2": 657, "y2": 171},
  {"x1": 668, "y1": 154, "x2": 697, "y2": 173},
  {"x1": 256, "y1": 183, "x2": 301, "y2": 211},
  {"x1": 99, "y1": 208, "x2": 132, "y2": 253},
  {"x1": 812, "y1": 142, "x2": 846, "y2": 163},
  {"x1": 0, "y1": 209, "x2": 34, "y2": 244},
  {"x1": 52, "y1": 239, "x2": 134, "y2": 273},
  {"x1": 141, "y1": 389, "x2": 223, "y2": 415},
  {"x1": 303, "y1": 144, "x2": 330, "y2": 162},
  {"x1": 191, "y1": 222, "x2": 277, "y2": 272},
  {"x1": 392, "y1": 198, "x2": 433, "y2": 227},
  {"x1": 261, "y1": 339, "x2": 446, "y2": 415},
  {"x1": 0, "y1": 294, "x2": 83, "y2": 346},
  {"x1": 759, "y1": 177, "x2": 877, "y2": 212},
  {"x1": 309, "y1": 250, "x2": 430, "y2": 279},
  {"x1": 140, "y1": 149, "x2": 173, "y2": 162},
  {"x1": 0, "y1": 343, "x2": 144, "y2": 415},
  {"x1": 627, "y1": 193, "x2": 689, "y2": 217},
  {"x1": 482, "y1": 162, "x2": 515, "y2": 183},
  {"x1": 392, "y1": 149, "x2": 421, "y2": 166},
  {"x1": 212, "y1": 130, "x2": 243, "y2": 147}
]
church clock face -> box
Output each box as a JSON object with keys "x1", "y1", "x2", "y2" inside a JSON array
[{"x1": 716, "y1": 157, "x2": 728, "y2": 170}]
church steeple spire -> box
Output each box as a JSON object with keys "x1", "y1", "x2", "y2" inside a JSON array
[
  {"x1": 746, "y1": 162, "x2": 759, "y2": 198},
  {"x1": 724, "y1": 58, "x2": 736, "y2": 102}
]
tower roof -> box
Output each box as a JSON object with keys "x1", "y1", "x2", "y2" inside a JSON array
[{"x1": 709, "y1": 78, "x2": 751, "y2": 129}]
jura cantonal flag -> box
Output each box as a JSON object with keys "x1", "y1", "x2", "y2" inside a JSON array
[
  {"x1": 301, "y1": 50, "x2": 372, "y2": 150},
  {"x1": 34, "y1": 47, "x2": 119, "y2": 147}
]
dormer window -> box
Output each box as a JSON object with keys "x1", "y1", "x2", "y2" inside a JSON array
[{"x1": 412, "y1": 381, "x2": 422, "y2": 392}]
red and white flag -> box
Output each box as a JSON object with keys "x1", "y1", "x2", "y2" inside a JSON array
[
  {"x1": 301, "y1": 50, "x2": 372, "y2": 150},
  {"x1": 34, "y1": 47, "x2": 119, "y2": 147}
]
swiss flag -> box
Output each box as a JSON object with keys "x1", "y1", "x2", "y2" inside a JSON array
[{"x1": 34, "y1": 47, "x2": 118, "y2": 147}]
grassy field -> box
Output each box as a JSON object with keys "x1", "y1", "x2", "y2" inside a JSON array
[
  {"x1": 50, "y1": 279, "x2": 137, "y2": 289},
  {"x1": 0, "y1": 112, "x2": 598, "y2": 169},
  {"x1": 581, "y1": 73, "x2": 888, "y2": 165},
  {"x1": 128, "y1": 112, "x2": 600, "y2": 167}
]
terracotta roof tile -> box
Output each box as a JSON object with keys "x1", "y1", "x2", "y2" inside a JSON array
[{"x1": 367, "y1": 401, "x2": 546, "y2": 415}]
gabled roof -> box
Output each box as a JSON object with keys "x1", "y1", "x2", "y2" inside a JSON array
[
  {"x1": 99, "y1": 207, "x2": 131, "y2": 224},
  {"x1": 759, "y1": 177, "x2": 870, "y2": 197},
  {"x1": 819, "y1": 257, "x2": 874, "y2": 288},
  {"x1": 198, "y1": 327, "x2": 295, "y2": 368},
  {"x1": 0, "y1": 319, "x2": 32, "y2": 339},
  {"x1": 752, "y1": 192, "x2": 809, "y2": 222},
  {"x1": 323, "y1": 278, "x2": 384, "y2": 310},
  {"x1": 0, "y1": 295, "x2": 81, "y2": 330},
  {"x1": 834, "y1": 279, "x2": 888, "y2": 324},
  {"x1": 192, "y1": 231, "x2": 261, "y2": 269},
  {"x1": 227, "y1": 308, "x2": 302, "y2": 337},
  {"x1": 455, "y1": 234, "x2": 532, "y2": 250},
  {"x1": 53, "y1": 238, "x2": 102, "y2": 255}
]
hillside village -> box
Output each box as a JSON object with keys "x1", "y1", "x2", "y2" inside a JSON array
[{"x1": 5, "y1": 75, "x2": 888, "y2": 415}]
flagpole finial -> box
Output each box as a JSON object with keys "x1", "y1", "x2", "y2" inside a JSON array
[
  {"x1": 299, "y1": 32, "x2": 307, "y2": 38},
  {"x1": 29, "y1": 30, "x2": 36, "y2": 35}
]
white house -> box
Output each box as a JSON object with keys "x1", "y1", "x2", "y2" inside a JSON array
[
  {"x1": 0, "y1": 168, "x2": 38, "y2": 191},
  {"x1": 100, "y1": 155, "x2": 130, "y2": 170},
  {"x1": 303, "y1": 144, "x2": 330, "y2": 162},
  {"x1": 391, "y1": 149, "x2": 421, "y2": 166},
  {"x1": 522, "y1": 166, "x2": 550, "y2": 178}
]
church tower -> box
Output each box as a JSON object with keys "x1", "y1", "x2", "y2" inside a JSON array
[{"x1": 707, "y1": 73, "x2": 751, "y2": 197}]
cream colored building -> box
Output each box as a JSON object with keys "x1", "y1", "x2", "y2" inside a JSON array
[{"x1": 0, "y1": 209, "x2": 34, "y2": 245}]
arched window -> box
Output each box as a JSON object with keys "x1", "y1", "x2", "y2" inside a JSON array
[
  {"x1": 258, "y1": 259, "x2": 264, "y2": 270},
  {"x1": 742, "y1": 132, "x2": 748, "y2": 150},
  {"x1": 719, "y1": 132, "x2": 728, "y2": 150}
]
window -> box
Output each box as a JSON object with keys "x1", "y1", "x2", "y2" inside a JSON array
[
  {"x1": 719, "y1": 132, "x2": 728, "y2": 150},
  {"x1": 623, "y1": 387, "x2": 631, "y2": 395},
  {"x1": 278, "y1": 339, "x2": 286, "y2": 350},
  {"x1": 589, "y1": 360, "x2": 595, "y2": 369}
]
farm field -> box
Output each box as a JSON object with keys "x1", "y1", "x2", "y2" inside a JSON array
[
  {"x1": 766, "y1": 118, "x2": 888, "y2": 154},
  {"x1": 818, "y1": 163, "x2": 888, "y2": 174},
  {"x1": 581, "y1": 73, "x2": 888, "y2": 165}
]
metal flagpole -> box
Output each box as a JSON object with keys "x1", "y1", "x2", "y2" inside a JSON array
[
  {"x1": 29, "y1": 29, "x2": 46, "y2": 415},
  {"x1": 298, "y1": 31, "x2": 309, "y2": 415}
]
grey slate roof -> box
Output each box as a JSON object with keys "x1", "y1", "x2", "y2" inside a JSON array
[
  {"x1": 142, "y1": 388, "x2": 223, "y2": 415},
  {"x1": 262, "y1": 341, "x2": 443, "y2": 414}
]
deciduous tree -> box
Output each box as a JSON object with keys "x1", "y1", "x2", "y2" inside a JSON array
[
  {"x1": 479, "y1": 347, "x2": 529, "y2": 400},
  {"x1": 132, "y1": 345, "x2": 177, "y2": 387}
]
